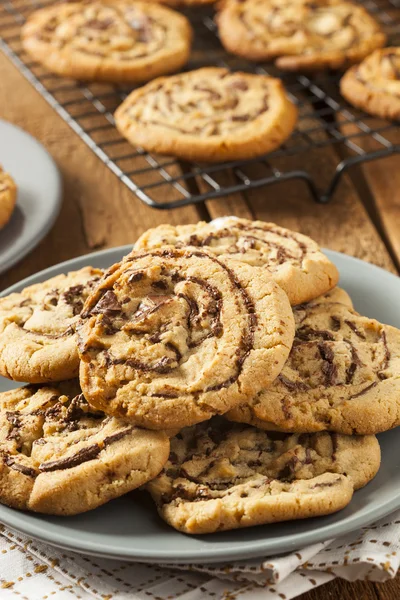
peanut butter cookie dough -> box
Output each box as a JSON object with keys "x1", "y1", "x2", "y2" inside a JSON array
[
  {"x1": 217, "y1": 0, "x2": 386, "y2": 71},
  {"x1": 135, "y1": 218, "x2": 339, "y2": 305},
  {"x1": 341, "y1": 47, "x2": 400, "y2": 121},
  {"x1": 146, "y1": 421, "x2": 380, "y2": 534},
  {"x1": 228, "y1": 287, "x2": 400, "y2": 435},
  {"x1": 21, "y1": 0, "x2": 192, "y2": 84},
  {"x1": 114, "y1": 68, "x2": 298, "y2": 162},
  {"x1": 0, "y1": 267, "x2": 103, "y2": 383},
  {"x1": 78, "y1": 247, "x2": 294, "y2": 430},
  {"x1": 0, "y1": 382, "x2": 169, "y2": 515},
  {"x1": 0, "y1": 167, "x2": 17, "y2": 231}
]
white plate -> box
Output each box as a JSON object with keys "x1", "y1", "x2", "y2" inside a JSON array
[
  {"x1": 0, "y1": 120, "x2": 62, "y2": 275},
  {"x1": 0, "y1": 247, "x2": 399, "y2": 563}
]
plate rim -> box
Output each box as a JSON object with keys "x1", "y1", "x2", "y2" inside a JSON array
[
  {"x1": 0, "y1": 119, "x2": 63, "y2": 275},
  {"x1": 0, "y1": 245, "x2": 399, "y2": 563}
]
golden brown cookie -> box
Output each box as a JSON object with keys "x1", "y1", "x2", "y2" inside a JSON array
[
  {"x1": 135, "y1": 218, "x2": 339, "y2": 306},
  {"x1": 341, "y1": 47, "x2": 400, "y2": 121},
  {"x1": 217, "y1": 0, "x2": 386, "y2": 71},
  {"x1": 228, "y1": 287, "x2": 400, "y2": 435},
  {"x1": 0, "y1": 267, "x2": 103, "y2": 383},
  {"x1": 114, "y1": 68, "x2": 298, "y2": 162},
  {"x1": 146, "y1": 420, "x2": 380, "y2": 534},
  {"x1": 0, "y1": 167, "x2": 17, "y2": 230},
  {"x1": 0, "y1": 382, "x2": 170, "y2": 515},
  {"x1": 78, "y1": 247, "x2": 295, "y2": 429},
  {"x1": 21, "y1": 0, "x2": 192, "y2": 84}
]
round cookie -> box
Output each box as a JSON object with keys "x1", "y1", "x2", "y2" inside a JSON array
[
  {"x1": 0, "y1": 267, "x2": 103, "y2": 383},
  {"x1": 146, "y1": 421, "x2": 380, "y2": 534},
  {"x1": 217, "y1": 0, "x2": 386, "y2": 71},
  {"x1": 228, "y1": 287, "x2": 400, "y2": 435},
  {"x1": 21, "y1": 0, "x2": 192, "y2": 84},
  {"x1": 0, "y1": 382, "x2": 170, "y2": 515},
  {"x1": 341, "y1": 47, "x2": 400, "y2": 121},
  {"x1": 78, "y1": 247, "x2": 295, "y2": 430},
  {"x1": 135, "y1": 217, "x2": 339, "y2": 305},
  {"x1": 114, "y1": 68, "x2": 298, "y2": 162},
  {"x1": 0, "y1": 167, "x2": 17, "y2": 230}
]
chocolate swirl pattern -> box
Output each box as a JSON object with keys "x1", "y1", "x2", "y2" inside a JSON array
[
  {"x1": 21, "y1": 0, "x2": 192, "y2": 83},
  {"x1": 0, "y1": 383, "x2": 169, "y2": 514},
  {"x1": 114, "y1": 68, "x2": 298, "y2": 162},
  {"x1": 217, "y1": 0, "x2": 386, "y2": 71},
  {"x1": 341, "y1": 47, "x2": 400, "y2": 121},
  {"x1": 77, "y1": 247, "x2": 295, "y2": 430},
  {"x1": 0, "y1": 267, "x2": 103, "y2": 383},
  {"x1": 0, "y1": 167, "x2": 17, "y2": 231},
  {"x1": 135, "y1": 217, "x2": 339, "y2": 305},
  {"x1": 228, "y1": 287, "x2": 400, "y2": 435},
  {"x1": 146, "y1": 421, "x2": 380, "y2": 533}
]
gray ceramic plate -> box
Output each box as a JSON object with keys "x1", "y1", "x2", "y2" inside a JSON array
[
  {"x1": 0, "y1": 120, "x2": 62, "y2": 275},
  {"x1": 0, "y1": 246, "x2": 399, "y2": 563}
]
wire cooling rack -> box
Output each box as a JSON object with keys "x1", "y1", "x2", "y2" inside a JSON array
[{"x1": 0, "y1": 0, "x2": 399, "y2": 209}]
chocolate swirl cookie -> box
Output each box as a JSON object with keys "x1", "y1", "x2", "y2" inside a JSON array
[
  {"x1": 341, "y1": 47, "x2": 400, "y2": 121},
  {"x1": 0, "y1": 382, "x2": 169, "y2": 514},
  {"x1": 217, "y1": 0, "x2": 386, "y2": 71},
  {"x1": 228, "y1": 287, "x2": 400, "y2": 435},
  {"x1": 0, "y1": 166, "x2": 17, "y2": 231},
  {"x1": 146, "y1": 420, "x2": 380, "y2": 534},
  {"x1": 21, "y1": 0, "x2": 192, "y2": 84},
  {"x1": 0, "y1": 267, "x2": 103, "y2": 383},
  {"x1": 135, "y1": 218, "x2": 339, "y2": 305},
  {"x1": 77, "y1": 247, "x2": 294, "y2": 429},
  {"x1": 114, "y1": 68, "x2": 298, "y2": 162}
]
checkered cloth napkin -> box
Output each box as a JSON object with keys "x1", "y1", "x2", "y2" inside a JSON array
[{"x1": 0, "y1": 509, "x2": 399, "y2": 600}]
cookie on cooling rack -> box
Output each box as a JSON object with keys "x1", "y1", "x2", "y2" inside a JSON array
[
  {"x1": 146, "y1": 420, "x2": 380, "y2": 534},
  {"x1": 0, "y1": 382, "x2": 170, "y2": 514},
  {"x1": 0, "y1": 267, "x2": 103, "y2": 383},
  {"x1": 341, "y1": 47, "x2": 400, "y2": 121},
  {"x1": 0, "y1": 167, "x2": 17, "y2": 231},
  {"x1": 217, "y1": 0, "x2": 386, "y2": 70},
  {"x1": 135, "y1": 218, "x2": 339, "y2": 306},
  {"x1": 21, "y1": 0, "x2": 192, "y2": 83},
  {"x1": 77, "y1": 246, "x2": 294, "y2": 430},
  {"x1": 227, "y1": 287, "x2": 400, "y2": 435},
  {"x1": 114, "y1": 67, "x2": 298, "y2": 162}
]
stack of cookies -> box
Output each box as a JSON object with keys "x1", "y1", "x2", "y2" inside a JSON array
[{"x1": 1, "y1": 217, "x2": 397, "y2": 535}]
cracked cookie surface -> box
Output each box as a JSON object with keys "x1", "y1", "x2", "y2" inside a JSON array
[
  {"x1": 228, "y1": 287, "x2": 400, "y2": 435},
  {"x1": 0, "y1": 267, "x2": 103, "y2": 383},
  {"x1": 135, "y1": 218, "x2": 339, "y2": 305},
  {"x1": 22, "y1": 0, "x2": 192, "y2": 83},
  {"x1": 114, "y1": 67, "x2": 298, "y2": 162},
  {"x1": 217, "y1": 0, "x2": 386, "y2": 70},
  {"x1": 78, "y1": 247, "x2": 294, "y2": 429},
  {"x1": 0, "y1": 167, "x2": 17, "y2": 231},
  {"x1": 146, "y1": 420, "x2": 380, "y2": 534},
  {"x1": 0, "y1": 382, "x2": 169, "y2": 515},
  {"x1": 341, "y1": 47, "x2": 400, "y2": 121}
]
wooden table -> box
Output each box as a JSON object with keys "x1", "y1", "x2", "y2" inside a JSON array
[{"x1": 1, "y1": 51, "x2": 399, "y2": 600}]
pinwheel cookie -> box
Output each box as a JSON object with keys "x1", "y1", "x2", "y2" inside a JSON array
[
  {"x1": 217, "y1": 0, "x2": 386, "y2": 71},
  {"x1": 0, "y1": 382, "x2": 169, "y2": 514},
  {"x1": 135, "y1": 218, "x2": 339, "y2": 305},
  {"x1": 21, "y1": 0, "x2": 192, "y2": 83},
  {"x1": 228, "y1": 287, "x2": 400, "y2": 435},
  {"x1": 0, "y1": 167, "x2": 17, "y2": 230},
  {"x1": 341, "y1": 47, "x2": 400, "y2": 121},
  {"x1": 0, "y1": 267, "x2": 103, "y2": 383},
  {"x1": 114, "y1": 68, "x2": 298, "y2": 162},
  {"x1": 146, "y1": 421, "x2": 380, "y2": 534},
  {"x1": 78, "y1": 247, "x2": 295, "y2": 430}
]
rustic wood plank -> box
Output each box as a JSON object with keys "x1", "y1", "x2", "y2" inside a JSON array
[
  {"x1": 298, "y1": 578, "x2": 379, "y2": 600},
  {"x1": 0, "y1": 53, "x2": 201, "y2": 290}
]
